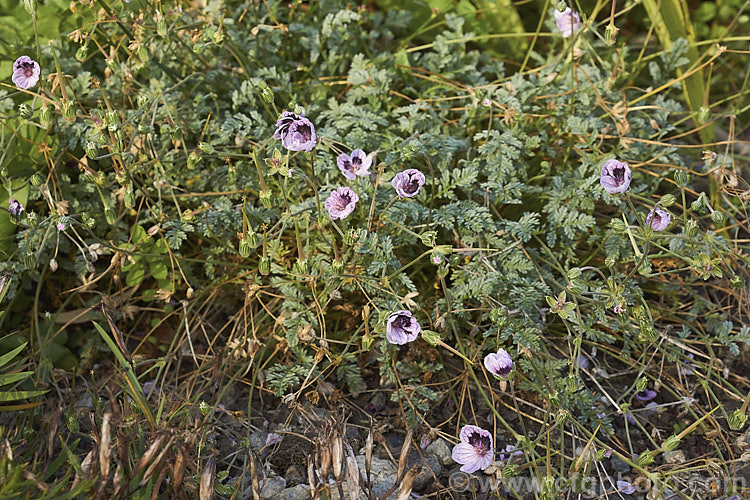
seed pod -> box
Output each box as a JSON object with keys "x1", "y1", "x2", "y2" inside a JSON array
[
  {"x1": 39, "y1": 105, "x2": 52, "y2": 127},
  {"x1": 685, "y1": 219, "x2": 699, "y2": 238},
  {"x1": 104, "y1": 208, "x2": 116, "y2": 225},
  {"x1": 75, "y1": 45, "x2": 88, "y2": 61},
  {"x1": 674, "y1": 169, "x2": 689, "y2": 187},
  {"x1": 711, "y1": 211, "x2": 724, "y2": 224},
  {"x1": 19, "y1": 104, "x2": 32, "y2": 120},
  {"x1": 259, "y1": 190, "x2": 272, "y2": 209},
  {"x1": 258, "y1": 256, "x2": 271, "y2": 275},
  {"x1": 30, "y1": 174, "x2": 42, "y2": 187},
  {"x1": 261, "y1": 88, "x2": 274, "y2": 104},
  {"x1": 660, "y1": 193, "x2": 676, "y2": 207},
  {"x1": 24, "y1": 252, "x2": 36, "y2": 269},
  {"x1": 61, "y1": 101, "x2": 76, "y2": 122},
  {"x1": 198, "y1": 142, "x2": 214, "y2": 154}
]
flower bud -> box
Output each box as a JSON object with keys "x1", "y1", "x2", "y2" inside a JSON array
[
  {"x1": 30, "y1": 174, "x2": 42, "y2": 187},
  {"x1": 198, "y1": 142, "x2": 214, "y2": 154},
  {"x1": 187, "y1": 151, "x2": 201, "y2": 169},
  {"x1": 565, "y1": 374, "x2": 579, "y2": 393},
  {"x1": 436, "y1": 263, "x2": 449, "y2": 278},
  {"x1": 23, "y1": 0, "x2": 36, "y2": 14},
  {"x1": 728, "y1": 408, "x2": 748, "y2": 431},
  {"x1": 25, "y1": 212, "x2": 38, "y2": 227},
  {"x1": 24, "y1": 252, "x2": 36, "y2": 269},
  {"x1": 636, "y1": 376, "x2": 648, "y2": 392},
  {"x1": 567, "y1": 280, "x2": 583, "y2": 295},
  {"x1": 661, "y1": 435, "x2": 681, "y2": 452},
  {"x1": 594, "y1": 448, "x2": 608, "y2": 461},
  {"x1": 85, "y1": 141, "x2": 98, "y2": 159},
  {"x1": 673, "y1": 169, "x2": 689, "y2": 187},
  {"x1": 104, "y1": 207, "x2": 116, "y2": 225},
  {"x1": 62, "y1": 100, "x2": 76, "y2": 122},
  {"x1": 697, "y1": 106, "x2": 710, "y2": 124},
  {"x1": 360, "y1": 333, "x2": 373, "y2": 351},
  {"x1": 81, "y1": 212, "x2": 95, "y2": 229},
  {"x1": 711, "y1": 211, "x2": 724, "y2": 224},
  {"x1": 293, "y1": 258, "x2": 308, "y2": 275},
  {"x1": 420, "y1": 329, "x2": 441, "y2": 346},
  {"x1": 239, "y1": 238, "x2": 251, "y2": 258},
  {"x1": 157, "y1": 18, "x2": 168, "y2": 38},
  {"x1": 691, "y1": 199, "x2": 703, "y2": 213},
  {"x1": 293, "y1": 104, "x2": 305, "y2": 116},
  {"x1": 19, "y1": 103, "x2": 32, "y2": 120},
  {"x1": 420, "y1": 231, "x2": 437, "y2": 247},
  {"x1": 638, "y1": 323, "x2": 657, "y2": 342},
  {"x1": 106, "y1": 59, "x2": 118, "y2": 72},
  {"x1": 261, "y1": 88, "x2": 274, "y2": 104},
  {"x1": 199, "y1": 401, "x2": 210, "y2": 417},
  {"x1": 259, "y1": 189, "x2": 272, "y2": 208},
  {"x1": 180, "y1": 210, "x2": 195, "y2": 223},
  {"x1": 685, "y1": 219, "x2": 698, "y2": 238},
  {"x1": 604, "y1": 23, "x2": 619, "y2": 45},
  {"x1": 39, "y1": 105, "x2": 52, "y2": 127},
  {"x1": 660, "y1": 193, "x2": 676, "y2": 207},
  {"x1": 124, "y1": 186, "x2": 136, "y2": 208},
  {"x1": 503, "y1": 464, "x2": 520, "y2": 478},
  {"x1": 555, "y1": 409, "x2": 569, "y2": 425},
  {"x1": 49, "y1": 258, "x2": 58, "y2": 272},
  {"x1": 331, "y1": 259, "x2": 344, "y2": 274},
  {"x1": 567, "y1": 267, "x2": 582, "y2": 280},
  {"x1": 259, "y1": 256, "x2": 271, "y2": 275},
  {"x1": 256, "y1": 80, "x2": 268, "y2": 90},
  {"x1": 635, "y1": 450, "x2": 655, "y2": 466},
  {"x1": 75, "y1": 45, "x2": 88, "y2": 62},
  {"x1": 730, "y1": 275, "x2": 745, "y2": 289},
  {"x1": 555, "y1": 0, "x2": 567, "y2": 11},
  {"x1": 489, "y1": 308, "x2": 506, "y2": 327},
  {"x1": 609, "y1": 218, "x2": 626, "y2": 234},
  {"x1": 65, "y1": 412, "x2": 79, "y2": 433},
  {"x1": 137, "y1": 46, "x2": 149, "y2": 63},
  {"x1": 604, "y1": 255, "x2": 616, "y2": 268},
  {"x1": 344, "y1": 228, "x2": 360, "y2": 246},
  {"x1": 169, "y1": 125, "x2": 181, "y2": 140},
  {"x1": 137, "y1": 94, "x2": 150, "y2": 109}
]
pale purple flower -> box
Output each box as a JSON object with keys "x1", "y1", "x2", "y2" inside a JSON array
[
  {"x1": 603, "y1": 449, "x2": 613, "y2": 458},
  {"x1": 8, "y1": 199, "x2": 24, "y2": 218},
  {"x1": 451, "y1": 425, "x2": 494, "y2": 473},
  {"x1": 617, "y1": 480, "x2": 636, "y2": 495},
  {"x1": 646, "y1": 207, "x2": 670, "y2": 231},
  {"x1": 57, "y1": 221, "x2": 66, "y2": 231},
  {"x1": 679, "y1": 353, "x2": 695, "y2": 375},
  {"x1": 324, "y1": 187, "x2": 358, "y2": 220},
  {"x1": 273, "y1": 111, "x2": 317, "y2": 152},
  {"x1": 613, "y1": 303, "x2": 624, "y2": 314},
  {"x1": 385, "y1": 310, "x2": 420, "y2": 345},
  {"x1": 265, "y1": 433, "x2": 282, "y2": 446},
  {"x1": 498, "y1": 444, "x2": 523, "y2": 461},
  {"x1": 483, "y1": 348, "x2": 513, "y2": 379},
  {"x1": 432, "y1": 255, "x2": 442, "y2": 264},
  {"x1": 337, "y1": 149, "x2": 372, "y2": 180},
  {"x1": 482, "y1": 98, "x2": 491, "y2": 106},
  {"x1": 392, "y1": 169, "x2": 425, "y2": 198},
  {"x1": 12, "y1": 56, "x2": 40, "y2": 90},
  {"x1": 625, "y1": 412, "x2": 636, "y2": 425},
  {"x1": 575, "y1": 355, "x2": 589, "y2": 370},
  {"x1": 635, "y1": 389, "x2": 657, "y2": 401},
  {"x1": 600, "y1": 159, "x2": 631, "y2": 194},
  {"x1": 554, "y1": 8, "x2": 581, "y2": 38}
]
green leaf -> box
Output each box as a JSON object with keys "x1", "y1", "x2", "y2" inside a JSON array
[
  {"x1": 0, "y1": 342, "x2": 27, "y2": 369},
  {"x1": 0, "y1": 389, "x2": 47, "y2": 402},
  {"x1": 0, "y1": 371, "x2": 33, "y2": 387}
]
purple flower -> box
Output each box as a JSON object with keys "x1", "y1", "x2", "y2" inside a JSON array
[
  {"x1": 483, "y1": 348, "x2": 513, "y2": 379},
  {"x1": 451, "y1": 425, "x2": 494, "y2": 473},
  {"x1": 265, "y1": 433, "x2": 282, "y2": 446},
  {"x1": 616, "y1": 480, "x2": 636, "y2": 495},
  {"x1": 600, "y1": 159, "x2": 631, "y2": 194},
  {"x1": 498, "y1": 444, "x2": 523, "y2": 461},
  {"x1": 679, "y1": 353, "x2": 695, "y2": 376},
  {"x1": 554, "y1": 8, "x2": 581, "y2": 38},
  {"x1": 12, "y1": 56, "x2": 41, "y2": 90},
  {"x1": 324, "y1": 187, "x2": 358, "y2": 220},
  {"x1": 57, "y1": 221, "x2": 66, "y2": 231},
  {"x1": 635, "y1": 389, "x2": 657, "y2": 401},
  {"x1": 625, "y1": 412, "x2": 636, "y2": 425},
  {"x1": 337, "y1": 149, "x2": 372, "y2": 180},
  {"x1": 646, "y1": 207, "x2": 670, "y2": 231},
  {"x1": 385, "y1": 310, "x2": 420, "y2": 345},
  {"x1": 273, "y1": 111, "x2": 317, "y2": 152},
  {"x1": 575, "y1": 355, "x2": 589, "y2": 370},
  {"x1": 392, "y1": 169, "x2": 425, "y2": 198},
  {"x1": 8, "y1": 199, "x2": 24, "y2": 218},
  {"x1": 613, "y1": 303, "x2": 624, "y2": 314}
]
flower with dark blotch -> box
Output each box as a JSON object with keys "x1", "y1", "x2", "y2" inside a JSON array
[
  {"x1": 337, "y1": 149, "x2": 372, "y2": 180},
  {"x1": 324, "y1": 187, "x2": 358, "y2": 220},
  {"x1": 392, "y1": 169, "x2": 425, "y2": 198},
  {"x1": 273, "y1": 111, "x2": 317, "y2": 152},
  {"x1": 554, "y1": 8, "x2": 581, "y2": 38},
  {"x1": 484, "y1": 348, "x2": 513, "y2": 379},
  {"x1": 386, "y1": 310, "x2": 420, "y2": 345},
  {"x1": 12, "y1": 56, "x2": 41, "y2": 90},
  {"x1": 8, "y1": 199, "x2": 24, "y2": 218},
  {"x1": 451, "y1": 425, "x2": 494, "y2": 473},
  {"x1": 635, "y1": 389, "x2": 657, "y2": 401},
  {"x1": 646, "y1": 207, "x2": 670, "y2": 231},
  {"x1": 600, "y1": 159, "x2": 631, "y2": 194}
]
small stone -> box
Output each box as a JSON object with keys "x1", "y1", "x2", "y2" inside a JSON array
[
  {"x1": 249, "y1": 431, "x2": 269, "y2": 452},
  {"x1": 270, "y1": 484, "x2": 312, "y2": 500},
  {"x1": 260, "y1": 476, "x2": 286, "y2": 499},
  {"x1": 425, "y1": 438, "x2": 452, "y2": 465},
  {"x1": 284, "y1": 464, "x2": 305, "y2": 485},
  {"x1": 662, "y1": 449, "x2": 685, "y2": 465},
  {"x1": 610, "y1": 456, "x2": 631, "y2": 473},
  {"x1": 411, "y1": 452, "x2": 441, "y2": 490},
  {"x1": 647, "y1": 484, "x2": 679, "y2": 499},
  {"x1": 356, "y1": 455, "x2": 396, "y2": 500}
]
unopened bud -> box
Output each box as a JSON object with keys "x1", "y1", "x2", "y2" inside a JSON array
[
  {"x1": 728, "y1": 408, "x2": 748, "y2": 431},
  {"x1": 261, "y1": 88, "x2": 274, "y2": 104},
  {"x1": 124, "y1": 186, "x2": 135, "y2": 208},
  {"x1": 104, "y1": 207, "x2": 116, "y2": 225},
  {"x1": 23, "y1": 0, "x2": 36, "y2": 14},
  {"x1": 85, "y1": 141, "x2": 98, "y2": 159},
  {"x1": 661, "y1": 435, "x2": 681, "y2": 452},
  {"x1": 691, "y1": 199, "x2": 703, "y2": 213},
  {"x1": 420, "y1": 231, "x2": 437, "y2": 247},
  {"x1": 187, "y1": 151, "x2": 201, "y2": 169},
  {"x1": 604, "y1": 255, "x2": 616, "y2": 268},
  {"x1": 157, "y1": 18, "x2": 167, "y2": 38},
  {"x1": 660, "y1": 194, "x2": 676, "y2": 207},
  {"x1": 137, "y1": 94, "x2": 149, "y2": 109},
  {"x1": 565, "y1": 374, "x2": 579, "y2": 393},
  {"x1": 198, "y1": 142, "x2": 214, "y2": 154},
  {"x1": 331, "y1": 259, "x2": 344, "y2": 274},
  {"x1": 25, "y1": 212, "x2": 38, "y2": 227},
  {"x1": 636, "y1": 377, "x2": 648, "y2": 392},
  {"x1": 697, "y1": 106, "x2": 710, "y2": 124},
  {"x1": 610, "y1": 218, "x2": 626, "y2": 234},
  {"x1": 674, "y1": 169, "x2": 689, "y2": 187},
  {"x1": 503, "y1": 464, "x2": 520, "y2": 478},
  {"x1": 199, "y1": 401, "x2": 210, "y2": 417},
  {"x1": 137, "y1": 46, "x2": 149, "y2": 63},
  {"x1": 30, "y1": 174, "x2": 42, "y2": 187},
  {"x1": 344, "y1": 228, "x2": 360, "y2": 246},
  {"x1": 604, "y1": 23, "x2": 619, "y2": 45},
  {"x1": 259, "y1": 189, "x2": 272, "y2": 209},
  {"x1": 636, "y1": 450, "x2": 655, "y2": 466},
  {"x1": 730, "y1": 275, "x2": 745, "y2": 289},
  {"x1": 293, "y1": 104, "x2": 305, "y2": 116},
  {"x1": 239, "y1": 238, "x2": 251, "y2": 258},
  {"x1": 420, "y1": 329, "x2": 441, "y2": 346},
  {"x1": 19, "y1": 103, "x2": 32, "y2": 120},
  {"x1": 75, "y1": 45, "x2": 88, "y2": 62},
  {"x1": 39, "y1": 105, "x2": 52, "y2": 127},
  {"x1": 555, "y1": 409, "x2": 569, "y2": 425},
  {"x1": 259, "y1": 256, "x2": 271, "y2": 275},
  {"x1": 567, "y1": 267, "x2": 582, "y2": 280},
  {"x1": 685, "y1": 219, "x2": 699, "y2": 238},
  {"x1": 293, "y1": 258, "x2": 308, "y2": 275},
  {"x1": 62, "y1": 100, "x2": 76, "y2": 122},
  {"x1": 711, "y1": 211, "x2": 724, "y2": 224},
  {"x1": 24, "y1": 252, "x2": 36, "y2": 269}
]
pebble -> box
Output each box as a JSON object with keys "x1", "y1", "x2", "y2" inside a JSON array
[
  {"x1": 610, "y1": 456, "x2": 631, "y2": 473},
  {"x1": 259, "y1": 476, "x2": 286, "y2": 499},
  {"x1": 662, "y1": 449, "x2": 685, "y2": 465},
  {"x1": 270, "y1": 484, "x2": 311, "y2": 500},
  {"x1": 425, "y1": 438, "x2": 452, "y2": 465}
]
